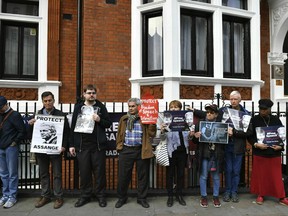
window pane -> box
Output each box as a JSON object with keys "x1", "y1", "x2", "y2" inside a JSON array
[
  {"x1": 196, "y1": 17, "x2": 207, "y2": 70},
  {"x1": 148, "y1": 16, "x2": 163, "y2": 71},
  {"x1": 192, "y1": 0, "x2": 210, "y2": 2},
  {"x1": 181, "y1": 15, "x2": 192, "y2": 70},
  {"x1": 4, "y1": 1, "x2": 39, "y2": 16},
  {"x1": 223, "y1": 21, "x2": 230, "y2": 72},
  {"x1": 4, "y1": 26, "x2": 19, "y2": 75},
  {"x1": 233, "y1": 23, "x2": 244, "y2": 73},
  {"x1": 23, "y1": 27, "x2": 37, "y2": 76},
  {"x1": 222, "y1": 0, "x2": 246, "y2": 9},
  {"x1": 143, "y1": 0, "x2": 162, "y2": 4}
]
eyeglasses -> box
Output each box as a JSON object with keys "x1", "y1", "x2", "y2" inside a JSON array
[{"x1": 86, "y1": 92, "x2": 96, "y2": 95}]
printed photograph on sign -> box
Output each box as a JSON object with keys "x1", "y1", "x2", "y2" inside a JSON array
[
  {"x1": 199, "y1": 121, "x2": 229, "y2": 144},
  {"x1": 74, "y1": 105, "x2": 95, "y2": 133},
  {"x1": 226, "y1": 108, "x2": 251, "y2": 132},
  {"x1": 30, "y1": 115, "x2": 65, "y2": 154},
  {"x1": 256, "y1": 126, "x2": 285, "y2": 146}
]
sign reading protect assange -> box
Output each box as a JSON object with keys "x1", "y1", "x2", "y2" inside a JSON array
[{"x1": 30, "y1": 115, "x2": 64, "y2": 154}]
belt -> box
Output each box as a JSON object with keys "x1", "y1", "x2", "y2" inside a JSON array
[{"x1": 123, "y1": 144, "x2": 142, "y2": 149}]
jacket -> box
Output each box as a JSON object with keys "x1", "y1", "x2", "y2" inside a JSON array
[
  {"x1": 116, "y1": 114, "x2": 156, "y2": 159},
  {"x1": 0, "y1": 108, "x2": 26, "y2": 149},
  {"x1": 70, "y1": 100, "x2": 112, "y2": 151},
  {"x1": 37, "y1": 107, "x2": 70, "y2": 150}
]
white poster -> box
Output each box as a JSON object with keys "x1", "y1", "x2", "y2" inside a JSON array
[
  {"x1": 30, "y1": 115, "x2": 64, "y2": 154},
  {"x1": 74, "y1": 105, "x2": 95, "y2": 133}
]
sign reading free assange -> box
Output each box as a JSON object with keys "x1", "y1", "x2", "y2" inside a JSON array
[{"x1": 30, "y1": 115, "x2": 64, "y2": 154}]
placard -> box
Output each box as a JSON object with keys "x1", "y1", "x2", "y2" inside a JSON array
[
  {"x1": 74, "y1": 105, "x2": 95, "y2": 133},
  {"x1": 162, "y1": 110, "x2": 194, "y2": 132},
  {"x1": 138, "y1": 99, "x2": 159, "y2": 124},
  {"x1": 30, "y1": 115, "x2": 64, "y2": 154},
  {"x1": 222, "y1": 107, "x2": 251, "y2": 132},
  {"x1": 199, "y1": 121, "x2": 229, "y2": 144},
  {"x1": 256, "y1": 126, "x2": 285, "y2": 146}
]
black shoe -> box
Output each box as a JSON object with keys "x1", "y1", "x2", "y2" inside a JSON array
[
  {"x1": 176, "y1": 195, "x2": 186, "y2": 206},
  {"x1": 115, "y1": 198, "x2": 127, "y2": 208},
  {"x1": 167, "y1": 196, "x2": 173, "y2": 207},
  {"x1": 74, "y1": 198, "x2": 90, "y2": 207},
  {"x1": 137, "y1": 200, "x2": 150, "y2": 208},
  {"x1": 98, "y1": 198, "x2": 107, "y2": 207}
]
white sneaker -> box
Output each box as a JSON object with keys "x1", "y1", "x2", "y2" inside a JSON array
[
  {"x1": 0, "y1": 197, "x2": 8, "y2": 206},
  {"x1": 3, "y1": 198, "x2": 17, "y2": 208}
]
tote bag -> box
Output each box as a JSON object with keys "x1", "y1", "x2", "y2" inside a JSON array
[{"x1": 154, "y1": 139, "x2": 170, "y2": 166}]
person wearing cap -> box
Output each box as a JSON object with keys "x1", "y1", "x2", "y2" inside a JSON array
[
  {"x1": 247, "y1": 99, "x2": 288, "y2": 206},
  {"x1": 217, "y1": 90, "x2": 250, "y2": 203},
  {"x1": 191, "y1": 104, "x2": 226, "y2": 208},
  {"x1": 0, "y1": 96, "x2": 26, "y2": 208},
  {"x1": 28, "y1": 91, "x2": 69, "y2": 209},
  {"x1": 69, "y1": 84, "x2": 112, "y2": 208},
  {"x1": 160, "y1": 100, "x2": 194, "y2": 207}
]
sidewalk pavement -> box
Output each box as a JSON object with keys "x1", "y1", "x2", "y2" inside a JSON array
[{"x1": 1, "y1": 193, "x2": 288, "y2": 216}]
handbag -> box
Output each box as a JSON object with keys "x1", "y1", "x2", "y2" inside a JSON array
[{"x1": 154, "y1": 139, "x2": 170, "y2": 166}]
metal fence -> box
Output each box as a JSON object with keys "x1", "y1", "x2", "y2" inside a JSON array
[{"x1": 7, "y1": 100, "x2": 288, "y2": 194}]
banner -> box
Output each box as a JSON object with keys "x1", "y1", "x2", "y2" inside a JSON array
[
  {"x1": 256, "y1": 125, "x2": 285, "y2": 146},
  {"x1": 162, "y1": 110, "x2": 194, "y2": 132},
  {"x1": 30, "y1": 115, "x2": 64, "y2": 154},
  {"x1": 199, "y1": 121, "x2": 229, "y2": 144},
  {"x1": 138, "y1": 99, "x2": 159, "y2": 124}
]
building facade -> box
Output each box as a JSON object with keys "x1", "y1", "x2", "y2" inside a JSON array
[{"x1": 0, "y1": 0, "x2": 286, "y2": 106}]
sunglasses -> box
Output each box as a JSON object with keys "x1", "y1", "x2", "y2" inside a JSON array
[
  {"x1": 86, "y1": 92, "x2": 96, "y2": 95},
  {"x1": 206, "y1": 110, "x2": 215, "y2": 114}
]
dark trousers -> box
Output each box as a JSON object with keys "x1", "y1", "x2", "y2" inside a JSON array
[
  {"x1": 117, "y1": 146, "x2": 150, "y2": 200},
  {"x1": 77, "y1": 149, "x2": 106, "y2": 199},
  {"x1": 166, "y1": 150, "x2": 187, "y2": 196},
  {"x1": 36, "y1": 153, "x2": 63, "y2": 198}
]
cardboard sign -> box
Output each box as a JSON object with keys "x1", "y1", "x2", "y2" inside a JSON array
[
  {"x1": 256, "y1": 125, "x2": 285, "y2": 146},
  {"x1": 138, "y1": 99, "x2": 159, "y2": 124}
]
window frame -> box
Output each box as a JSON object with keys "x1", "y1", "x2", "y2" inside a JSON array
[
  {"x1": 223, "y1": 15, "x2": 251, "y2": 79},
  {"x1": 0, "y1": 20, "x2": 39, "y2": 80},
  {"x1": 2, "y1": 0, "x2": 39, "y2": 16},
  {"x1": 142, "y1": 10, "x2": 163, "y2": 77},
  {"x1": 180, "y1": 9, "x2": 214, "y2": 77}
]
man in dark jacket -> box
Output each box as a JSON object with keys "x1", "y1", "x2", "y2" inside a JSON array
[
  {"x1": 29, "y1": 91, "x2": 69, "y2": 209},
  {"x1": 69, "y1": 84, "x2": 112, "y2": 208},
  {"x1": 217, "y1": 91, "x2": 250, "y2": 203},
  {"x1": 0, "y1": 96, "x2": 25, "y2": 208}
]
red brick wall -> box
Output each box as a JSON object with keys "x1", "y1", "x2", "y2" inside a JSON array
[
  {"x1": 59, "y1": 0, "x2": 131, "y2": 103},
  {"x1": 260, "y1": 0, "x2": 271, "y2": 99}
]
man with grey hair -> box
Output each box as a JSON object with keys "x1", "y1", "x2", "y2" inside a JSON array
[
  {"x1": 115, "y1": 98, "x2": 157, "y2": 209},
  {"x1": 40, "y1": 123, "x2": 57, "y2": 144},
  {"x1": 217, "y1": 91, "x2": 250, "y2": 203}
]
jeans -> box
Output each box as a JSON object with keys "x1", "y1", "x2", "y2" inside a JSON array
[
  {"x1": 0, "y1": 145, "x2": 19, "y2": 199},
  {"x1": 200, "y1": 158, "x2": 220, "y2": 197},
  {"x1": 36, "y1": 153, "x2": 63, "y2": 198},
  {"x1": 224, "y1": 151, "x2": 243, "y2": 194}
]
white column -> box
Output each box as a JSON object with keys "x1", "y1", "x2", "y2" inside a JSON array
[
  {"x1": 162, "y1": 0, "x2": 180, "y2": 100},
  {"x1": 130, "y1": 0, "x2": 142, "y2": 98}
]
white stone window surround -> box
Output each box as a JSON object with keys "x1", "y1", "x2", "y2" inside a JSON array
[
  {"x1": 0, "y1": 0, "x2": 61, "y2": 104},
  {"x1": 131, "y1": 0, "x2": 262, "y2": 101}
]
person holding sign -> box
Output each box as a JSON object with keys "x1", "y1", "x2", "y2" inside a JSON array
[
  {"x1": 247, "y1": 99, "x2": 288, "y2": 206},
  {"x1": 0, "y1": 96, "x2": 25, "y2": 208},
  {"x1": 115, "y1": 98, "x2": 156, "y2": 209},
  {"x1": 217, "y1": 91, "x2": 250, "y2": 203},
  {"x1": 28, "y1": 91, "x2": 69, "y2": 209},
  {"x1": 69, "y1": 84, "x2": 112, "y2": 208},
  {"x1": 160, "y1": 100, "x2": 193, "y2": 207},
  {"x1": 191, "y1": 104, "x2": 225, "y2": 208}
]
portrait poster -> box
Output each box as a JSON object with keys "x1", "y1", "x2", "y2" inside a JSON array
[
  {"x1": 199, "y1": 121, "x2": 229, "y2": 144},
  {"x1": 138, "y1": 99, "x2": 159, "y2": 124},
  {"x1": 74, "y1": 105, "x2": 95, "y2": 133},
  {"x1": 226, "y1": 108, "x2": 251, "y2": 132},
  {"x1": 30, "y1": 115, "x2": 64, "y2": 154},
  {"x1": 256, "y1": 126, "x2": 286, "y2": 146},
  {"x1": 162, "y1": 110, "x2": 194, "y2": 132}
]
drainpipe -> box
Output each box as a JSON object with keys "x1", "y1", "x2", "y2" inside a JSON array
[{"x1": 76, "y1": 0, "x2": 83, "y2": 103}]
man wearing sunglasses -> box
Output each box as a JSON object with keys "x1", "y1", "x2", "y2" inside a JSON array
[
  {"x1": 69, "y1": 84, "x2": 112, "y2": 208},
  {"x1": 217, "y1": 91, "x2": 250, "y2": 203}
]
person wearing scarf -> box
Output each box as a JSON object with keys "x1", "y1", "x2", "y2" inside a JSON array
[{"x1": 115, "y1": 98, "x2": 156, "y2": 209}]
